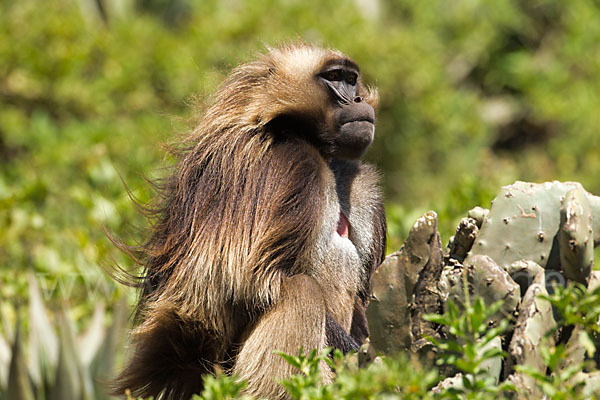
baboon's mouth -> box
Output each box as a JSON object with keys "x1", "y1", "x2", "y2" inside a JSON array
[
  {"x1": 336, "y1": 211, "x2": 350, "y2": 238},
  {"x1": 340, "y1": 116, "x2": 374, "y2": 125}
]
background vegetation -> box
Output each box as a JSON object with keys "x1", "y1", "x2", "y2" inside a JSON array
[{"x1": 1, "y1": 0, "x2": 599, "y2": 398}]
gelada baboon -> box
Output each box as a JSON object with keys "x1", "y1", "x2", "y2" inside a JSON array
[{"x1": 113, "y1": 43, "x2": 386, "y2": 400}]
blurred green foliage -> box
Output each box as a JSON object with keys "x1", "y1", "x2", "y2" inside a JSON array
[{"x1": 1, "y1": 0, "x2": 600, "y2": 342}]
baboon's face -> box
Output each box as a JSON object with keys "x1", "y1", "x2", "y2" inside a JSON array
[
  {"x1": 263, "y1": 46, "x2": 377, "y2": 160},
  {"x1": 317, "y1": 58, "x2": 375, "y2": 160}
]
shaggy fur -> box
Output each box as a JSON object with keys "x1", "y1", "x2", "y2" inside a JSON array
[{"x1": 112, "y1": 43, "x2": 386, "y2": 400}]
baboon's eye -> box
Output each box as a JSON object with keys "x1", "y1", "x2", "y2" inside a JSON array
[
  {"x1": 345, "y1": 72, "x2": 357, "y2": 86},
  {"x1": 319, "y1": 67, "x2": 359, "y2": 104},
  {"x1": 320, "y1": 69, "x2": 344, "y2": 82}
]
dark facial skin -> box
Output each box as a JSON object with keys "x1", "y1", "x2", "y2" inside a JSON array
[{"x1": 319, "y1": 61, "x2": 375, "y2": 160}]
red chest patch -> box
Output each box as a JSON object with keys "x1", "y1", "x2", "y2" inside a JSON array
[{"x1": 336, "y1": 211, "x2": 350, "y2": 238}]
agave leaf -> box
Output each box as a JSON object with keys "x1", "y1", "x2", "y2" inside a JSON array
[
  {"x1": 49, "y1": 311, "x2": 82, "y2": 400},
  {"x1": 89, "y1": 295, "x2": 129, "y2": 399},
  {"x1": 78, "y1": 301, "x2": 106, "y2": 368},
  {"x1": 1, "y1": 304, "x2": 15, "y2": 344},
  {"x1": 0, "y1": 331, "x2": 11, "y2": 390},
  {"x1": 7, "y1": 317, "x2": 35, "y2": 400},
  {"x1": 78, "y1": 301, "x2": 107, "y2": 400},
  {"x1": 27, "y1": 273, "x2": 58, "y2": 388}
]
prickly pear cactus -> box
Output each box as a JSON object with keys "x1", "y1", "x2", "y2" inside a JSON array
[
  {"x1": 466, "y1": 181, "x2": 600, "y2": 282},
  {"x1": 367, "y1": 181, "x2": 600, "y2": 396},
  {"x1": 367, "y1": 211, "x2": 442, "y2": 354}
]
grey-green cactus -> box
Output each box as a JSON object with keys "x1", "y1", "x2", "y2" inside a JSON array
[
  {"x1": 466, "y1": 181, "x2": 600, "y2": 273},
  {"x1": 559, "y1": 187, "x2": 594, "y2": 284},
  {"x1": 367, "y1": 180, "x2": 600, "y2": 397},
  {"x1": 367, "y1": 211, "x2": 441, "y2": 355},
  {"x1": 504, "y1": 270, "x2": 557, "y2": 397},
  {"x1": 439, "y1": 254, "x2": 520, "y2": 327},
  {"x1": 445, "y1": 217, "x2": 478, "y2": 263}
]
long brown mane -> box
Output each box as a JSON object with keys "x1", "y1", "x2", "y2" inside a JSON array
[{"x1": 113, "y1": 45, "x2": 337, "y2": 399}]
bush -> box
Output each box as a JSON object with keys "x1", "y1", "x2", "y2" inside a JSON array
[{"x1": 2, "y1": 0, "x2": 600, "y2": 398}]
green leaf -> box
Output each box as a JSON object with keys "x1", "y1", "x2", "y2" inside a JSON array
[
  {"x1": 0, "y1": 331, "x2": 11, "y2": 390},
  {"x1": 78, "y1": 301, "x2": 106, "y2": 367},
  {"x1": 578, "y1": 330, "x2": 596, "y2": 358},
  {"x1": 27, "y1": 272, "x2": 58, "y2": 387},
  {"x1": 515, "y1": 365, "x2": 549, "y2": 383},
  {"x1": 7, "y1": 317, "x2": 35, "y2": 400},
  {"x1": 49, "y1": 311, "x2": 83, "y2": 400},
  {"x1": 423, "y1": 313, "x2": 451, "y2": 326},
  {"x1": 201, "y1": 372, "x2": 248, "y2": 400},
  {"x1": 275, "y1": 351, "x2": 303, "y2": 370},
  {"x1": 89, "y1": 296, "x2": 129, "y2": 399}
]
